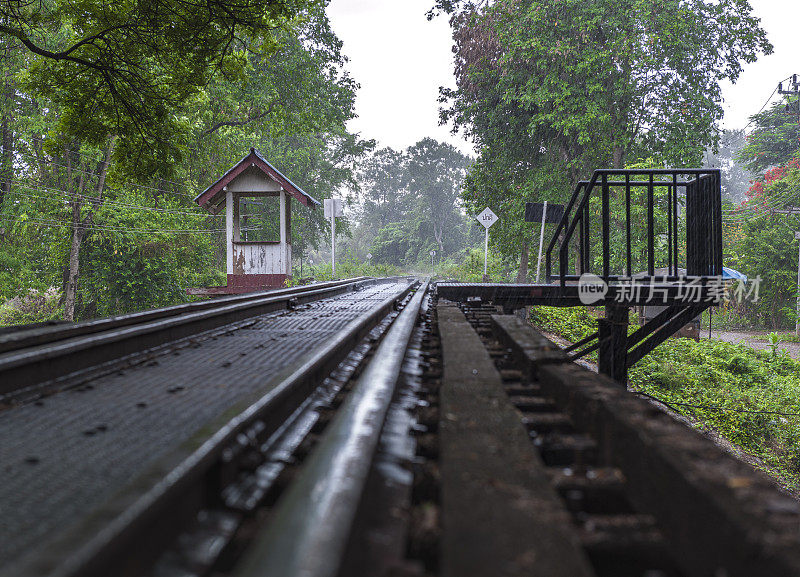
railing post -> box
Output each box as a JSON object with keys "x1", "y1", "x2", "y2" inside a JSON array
[
  {"x1": 598, "y1": 304, "x2": 629, "y2": 385},
  {"x1": 672, "y1": 173, "x2": 679, "y2": 275},
  {"x1": 713, "y1": 170, "x2": 723, "y2": 275},
  {"x1": 583, "y1": 193, "x2": 590, "y2": 273},
  {"x1": 602, "y1": 173, "x2": 610, "y2": 279},
  {"x1": 647, "y1": 173, "x2": 654, "y2": 276},
  {"x1": 625, "y1": 173, "x2": 632, "y2": 277},
  {"x1": 667, "y1": 179, "x2": 673, "y2": 276}
]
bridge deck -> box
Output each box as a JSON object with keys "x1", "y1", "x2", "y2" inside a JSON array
[{"x1": 436, "y1": 281, "x2": 724, "y2": 308}]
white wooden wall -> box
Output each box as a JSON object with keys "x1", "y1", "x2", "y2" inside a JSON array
[
  {"x1": 231, "y1": 243, "x2": 292, "y2": 275},
  {"x1": 225, "y1": 169, "x2": 292, "y2": 277}
]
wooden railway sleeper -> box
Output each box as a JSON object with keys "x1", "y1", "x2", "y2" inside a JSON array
[{"x1": 458, "y1": 307, "x2": 689, "y2": 577}]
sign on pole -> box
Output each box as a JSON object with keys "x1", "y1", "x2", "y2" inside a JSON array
[
  {"x1": 524, "y1": 202, "x2": 564, "y2": 223},
  {"x1": 476, "y1": 208, "x2": 498, "y2": 276},
  {"x1": 324, "y1": 199, "x2": 343, "y2": 277}
]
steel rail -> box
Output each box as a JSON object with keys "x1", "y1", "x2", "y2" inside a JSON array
[
  {"x1": 9, "y1": 280, "x2": 418, "y2": 577},
  {"x1": 0, "y1": 277, "x2": 374, "y2": 354},
  {"x1": 0, "y1": 277, "x2": 396, "y2": 396},
  {"x1": 234, "y1": 281, "x2": 429, "y2": 577}
]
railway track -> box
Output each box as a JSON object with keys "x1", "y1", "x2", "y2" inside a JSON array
[
  {"x1": 2, "y1": 280, "x2": 800, "y2": 577},
  {"x1": 0, "y1": 277, "x2": 382, "y2": 399}
]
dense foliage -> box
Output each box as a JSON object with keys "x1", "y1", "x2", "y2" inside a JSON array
[
  {"x1": 724, "y1": 102, "x2": 800, "y2": 328},
  {"x1": 0, "y1": 2, "x2": 368, "y2": 324},
  {"x1": 345, "y1": 138, "x2": 480, "y2": 269},
  {"x1": 438, "y1": 0, "x2": 771, "y2": 279},
  {"x1": 1, "y1": 0, "x2": 315, "y2": 174}
]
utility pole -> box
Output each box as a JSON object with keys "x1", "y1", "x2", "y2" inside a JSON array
[
  {"x1": 796, "y1": 230, "x2": 800, "y2": 338},
  {"x1": 778, "y1": 74, "x2": 800, "y2": 124},
  {"x1": 535, "y1": 200, "x2": 548, "y2": 283}
]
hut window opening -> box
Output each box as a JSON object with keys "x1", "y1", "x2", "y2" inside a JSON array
[{"x1": 239, "y1": 195, "x2": 280, "y2": 242}]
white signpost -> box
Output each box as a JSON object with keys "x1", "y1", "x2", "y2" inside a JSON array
[
  {"x1": 536, "y1": 201, "x2": 548, "y2": 283},
  {"x1": 430, "y1": 249, "x2": 436, "y2": 267},
  {"x1": 324, "y1": 198, "x2": 343, "y2": 277},
  {"x1": 476, "y1": 207, "x2": 498, "y2": 276}
]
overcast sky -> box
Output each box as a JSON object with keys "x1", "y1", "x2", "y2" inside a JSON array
[{"x1": 327, "y1": 0, "x2": 799, "y2": 155}]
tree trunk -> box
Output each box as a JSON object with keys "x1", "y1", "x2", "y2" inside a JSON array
[
  {"x1": 0, "y1": 114, "x2": 10, "y2": 209},
  {"x1": 516, "y1": 240, "x2": 529, "y2": 282},
  {"x1": 612, "y1": 145, "x2": 624, "y2": 169},
  {"x1": 62, "y1": 137, "x2": 116, "y2": 321},
  {"x1": 63, "y1": 165, "x2": 87, "y2": 321},
  {"x1": 433, "y1": 222, "x2": 445, "y2": 253}
]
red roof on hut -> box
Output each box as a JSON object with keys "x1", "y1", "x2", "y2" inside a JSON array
[{"x1": 194, "y1": 148, "x2": 320, "y2": 214}]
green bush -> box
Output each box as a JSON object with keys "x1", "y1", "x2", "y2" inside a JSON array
[
  {"x1": 530, "y1": 306, "x2": 598, "y2": 343},
  {"x1": 304, "y1": 253, "x2": 401, "y2": 282},
  {"x1": 0, "y1": 287, "x2": 63, "y2": 327},
  {"x1": 436, "y1": 247, "x2": 511, "y2": 282}
]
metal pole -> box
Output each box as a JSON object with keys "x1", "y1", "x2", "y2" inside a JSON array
[
  {"x1": 484, "y1": 228, "x2": 489, "y2": 276},
  {"x1": 535, "y1": 201, "x2": 548, "y2": 283},
  {"x1": 331, "y1": 211, "x2": 336, "y2": 279},
  {"x1": 708, "y1": 308, "x2": 712, "y2": 339}
]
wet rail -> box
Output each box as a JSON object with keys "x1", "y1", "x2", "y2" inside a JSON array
[
  {"x1": 0, "y1": 277, "x2": 388, "y2": 399},
  {"x1": 1, "y1": 279, "x2": 416, "y2": 577},
  {"x1": 3, "y1": 281, "x2": 800, "y2": 577}
]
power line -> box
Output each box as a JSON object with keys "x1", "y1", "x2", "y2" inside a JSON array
[
  {"x1": 17, "y1": 140, "x2": 248, "y2": 195},
  {"x1": 742, "y1": 75, "x2": 793, "y2": 130},
  {"x1": 0, "y1": 214, "x2": 227, "y2": 235},
  {"x1": 10, "y1": 151, "x2": 198, "y2": 199},
  {"x1": 6, "y1": 182, "x2": 221, "y2": 218},
  {"x1": 20, "y1": 140, "x2": 200, "y2": 192}
]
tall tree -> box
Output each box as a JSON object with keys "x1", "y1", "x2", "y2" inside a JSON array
[
  {"x1": 705, "y1": 129, "x2": 754, "y2": 202},
  {"x1": 438, "y1": 0, "x2": 771, "y2": 274},
  {"x1": 351, "y1": 140, "x2": 473, "y2": 267},
  {"x1": 62, "y1": 137, "x2": 116, "y2": 320},
  {"x1": 404, "y1": 138, "x2": 471, "y2": 254},
  {"x1": 0, "y1": 0, "x2": 317, "y2": 176},
  {"x1": 0, "y1": 2, "x2": 369, "y2": 323}
]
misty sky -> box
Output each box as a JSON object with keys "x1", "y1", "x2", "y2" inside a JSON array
[{"x1": 327, "y1": 0, "x2": 799, "y2": 155}]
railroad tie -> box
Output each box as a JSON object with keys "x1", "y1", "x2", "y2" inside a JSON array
[{"x1": 437, "y1": 301, "x2": 594, "y2": 577}]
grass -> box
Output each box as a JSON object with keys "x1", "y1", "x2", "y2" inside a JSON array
[{"x1": 532, "y1": 306, "x2": 800, "y2": 490}]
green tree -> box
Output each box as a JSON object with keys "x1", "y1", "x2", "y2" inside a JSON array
[
  {"x1": 439, "y1": 0, "x2": 771, "y2": 275},
  {"x1": 705, "y1": 129, "x2": 754, "y2": 203},
  {"x1": 737, "y1": 97, "x2": 800, "y2": 174},
  {"x1": 0, "y1": 2, "x2": 368, "y2": 324},
  {"x1": 727, "y1": 162, "x2": 800, "y2": 328},
  {"x1": 350, "y1": 139, "x2": 473, "y2": 267},
  {"x1": 404, "y1": 138, "x2": 471, "y2": 255},
  {"x1": 1, "y1": 0, "x2": 316, "y2": 174}
]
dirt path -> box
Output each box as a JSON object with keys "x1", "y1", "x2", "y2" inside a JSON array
[{"x1": 708, "y1": 329, "x2": 800, "y2": 359}]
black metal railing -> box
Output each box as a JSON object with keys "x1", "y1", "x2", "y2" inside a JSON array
[{"x1": 545, "y1": 169, "x2": 722, "y2": 286}]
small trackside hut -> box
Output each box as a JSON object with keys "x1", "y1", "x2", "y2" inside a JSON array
[{"x1": 192, "y1": 148, "x2": 320, "y2": 294}]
